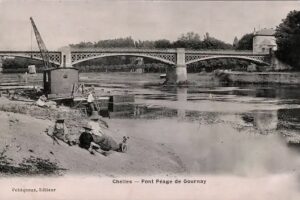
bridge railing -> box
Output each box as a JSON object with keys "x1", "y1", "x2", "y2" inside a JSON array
[
  {"x1": 69, "y1": 48, "x2": 269, "y2": 55},
  {"x1": 185, "y1": 50, "x2": 267, "y2": 55},
  {"x1": 0, "y1": 51, "x2": 62, "y2": 65},
  {"x1": 0, "y1": 49, "x2": 269, "y2": 55},
  {"x1": 70, "y1": 48, "x2": 177, "y2": 53}
]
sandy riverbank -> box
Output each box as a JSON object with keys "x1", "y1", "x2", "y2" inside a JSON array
[{"x1": 0, "y1": 96, "x2": 186, "y2": 177}]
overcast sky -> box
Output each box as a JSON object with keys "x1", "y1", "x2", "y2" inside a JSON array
[{"x1": 0, "y1": 0, "x2": 299, "y2": 50}]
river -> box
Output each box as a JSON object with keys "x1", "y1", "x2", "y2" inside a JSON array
[
  {"x1": 1, "y1": 72, "x2": 300, "y2": 175},
  {"x1": 79, "y1": 72, "x2": 300, "y2": 176},
  {"x1": 0, "y1": 72, "x2": 300, "y2": 198}
]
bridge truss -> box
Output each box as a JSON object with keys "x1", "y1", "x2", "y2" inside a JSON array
[
  {"x1": 0, "y1": 49, "x2": 271, "y2": 67},
  {"x1": 70, "y1": 49, "x2": 271, "y2": 66},
  {"x1": 0, "y1": 51, "x2": 61, "y2": 66}
]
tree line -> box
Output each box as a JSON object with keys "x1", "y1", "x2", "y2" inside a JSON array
[
  {"x1": 70, "y1": 32, "x2": 234, "y2": 50},
  {"x1": 275, "y1": 10, "x2": 300, "y2": 71}
]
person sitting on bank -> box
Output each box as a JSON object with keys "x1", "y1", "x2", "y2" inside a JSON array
[
  {"x1": 79, "y1": 123, "x2": 128, "y2": 155},
  {"x1": 36, "y1": 95, "x2": 47, "y2": 107},
  {"x1": 88, "y1": 111, "x2": 109, "y2": 136},
  {"x1": 91, "y1": 133, "x2": 127, "y2": 154},
  {"x1": 79, "y1": 124, "x2": 95, "y2": 153},
  {"x1": 36, "y1": 95, "x2": 56, "y2": 108},
  {"x1": 46, "y1": 114, "x2": 74, "y2": 145}
]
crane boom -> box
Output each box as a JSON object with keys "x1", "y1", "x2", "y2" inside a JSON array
[{"x1": 30, "y1": 17, "x2": 52, "y2": 69}]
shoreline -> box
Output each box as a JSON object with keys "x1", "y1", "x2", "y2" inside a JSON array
[
  {"x1": 2, "y1": 71, "x2": 300, "y2": 87},
  {"x1": 0, "y1": 96, "x2": 186, "y2": 177},
  {"x1": 218, "y1": 71, "x2": 300, "y2": 85}
]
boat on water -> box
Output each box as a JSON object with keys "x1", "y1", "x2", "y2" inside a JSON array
[{"x1": 160, "y1": 74, "x2": 166, "y2": 79}]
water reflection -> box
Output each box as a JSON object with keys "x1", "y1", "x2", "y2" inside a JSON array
[
  {"x1": 83, "y1": 72, "x2": 300, "y2": 175},
  {"x1": 110, "y1": 87, "x2": 188, "y2": 119},
  {"x1": 231, "y1": 86, "x2": 300, "y2": 102},
  {"x1": 241, "y1": 110, "x2": 278, "y2": 133},
  {"x1": 109, "y1": 90, "x2": 299, "y2": 138},
  {"x1": 239, "y1": 108, "x2": 300, "y2": 135},
  {"x1": 176, "y1": 87, "x2": 187, "y2": 119},
  {"x1": 278, "y1": 108, "x2": 300, "y2": 131},
  {"x1": 88, "y1": 72, "x2": 300, "y2": 145}
]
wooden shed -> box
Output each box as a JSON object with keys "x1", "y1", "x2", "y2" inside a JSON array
[{"x1": 43, "y1": 68, "x2": 79, "y2": 98}]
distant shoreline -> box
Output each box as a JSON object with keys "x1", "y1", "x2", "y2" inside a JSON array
[{"x1": 217, "y1": 71, "x2": 300, "y2": 85}]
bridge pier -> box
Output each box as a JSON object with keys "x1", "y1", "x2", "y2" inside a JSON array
[
  {"x1": 0, "y1": 56, "x2": 3, "y2": 72},
  {"x1": 60, "y1": 46, "x2": 72, "y2": 68},
  {"x1": 166, "y1": 48, "x2": 187, "y2": 84}
]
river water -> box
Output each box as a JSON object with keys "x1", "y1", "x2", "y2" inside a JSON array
[
  {"x1": 80, "y1": 72, "x2": 300, "y2": 177},
  {"x1": 1, "y1": 72, "x2": 300, "y2": 177},
  {"x1": 1, "y1": 72, "x2": 300, "y2": 198}
]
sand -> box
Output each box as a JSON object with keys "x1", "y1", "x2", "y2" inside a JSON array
[{"x1": 0, "y1": 97, "x2": 185, "y2": 177}]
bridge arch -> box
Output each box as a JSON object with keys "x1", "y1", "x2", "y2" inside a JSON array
[
  {"x1": 71, "y1": 53, "x2": 175, "y2": 66},
  {"x1": 186, "y1": 55, "x2": 270, "y2": 66}
]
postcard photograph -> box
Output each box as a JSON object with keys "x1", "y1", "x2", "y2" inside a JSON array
[{"x1": 0, "y1": 0, "x2": 300, "y2": 199}]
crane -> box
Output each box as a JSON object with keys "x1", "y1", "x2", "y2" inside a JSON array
[
  {"x1": 29, "y1": 17, "x2": 80, "y2": 101},
  {"x1": 30, "y1": 17, "x2": 53, "y2": 70}
]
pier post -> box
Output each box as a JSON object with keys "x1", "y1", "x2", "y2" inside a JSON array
[
  {"x1": 177, "y1": 87, "x2": 187, "y2": 118},
  {"x1": 60, "y1": 46, "x2": 72, "y2": 68},
  {"x1": 0, "y1": 56, "x2": 3, "y2": 72}
]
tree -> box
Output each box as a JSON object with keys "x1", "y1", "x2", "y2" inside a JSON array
[
  {"x1": 202, "y1": 36, "x2": 233, "y2": 50},
  {"x1": 154, "y1": 39, "x2": 172, "y2": 49},
  {"x1": 178, "y1": 32, "x2": 201, "y2": 41},
  {"x1": 173, "y1": 32, "x2": 202, "y2": 49},
  {"x1": 94, "y1": 37, "x2": 135, "y2": 48},
  {"x1": 233, "y1": 36, "x2": 239, "y2": 48},
  {"x1": 70, "y1": 41, "x2": 94, "y2": 48},
  {"x1": 204, "y1": 32, "x2": 210, "y2": 40},
  {"x1": 235, "y1": 33, "x2": 254, "y2": 50},
  {"x1": 275, "y1": 10, "x2": 300, "y2": 70}
]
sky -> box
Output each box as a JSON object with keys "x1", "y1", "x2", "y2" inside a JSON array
[{"x1": 0, "y1": 0, "x2": 300, "y2": 50}]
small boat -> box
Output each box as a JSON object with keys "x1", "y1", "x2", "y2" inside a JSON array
[
  {"x1": 28, "y1": 65, "x2": 36, "y2": 74},
  {"x1": 160, "y1": 74, "x2": 166, "y2": 79}
]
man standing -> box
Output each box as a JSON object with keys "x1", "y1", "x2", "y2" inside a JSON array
[{"x1": 87, "y1": 91, "x2": 96, "y2": 112}]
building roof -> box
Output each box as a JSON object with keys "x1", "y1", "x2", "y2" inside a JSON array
[{"x1": 255, "y1": 28, "x2": 275, "y2": 36}]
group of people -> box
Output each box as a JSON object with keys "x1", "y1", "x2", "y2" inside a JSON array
[{"x1": 46, "y1": 111, "x2": 128, "y2": 155}]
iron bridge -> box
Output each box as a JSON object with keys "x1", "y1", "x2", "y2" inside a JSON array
[{"x1": 0, "y1": 49, "x2": 271, "y2": 67}]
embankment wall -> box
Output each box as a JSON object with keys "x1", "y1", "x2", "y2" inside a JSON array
[{"x1": 225, "y1": 72, "x2": 300, "y2": 84}]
